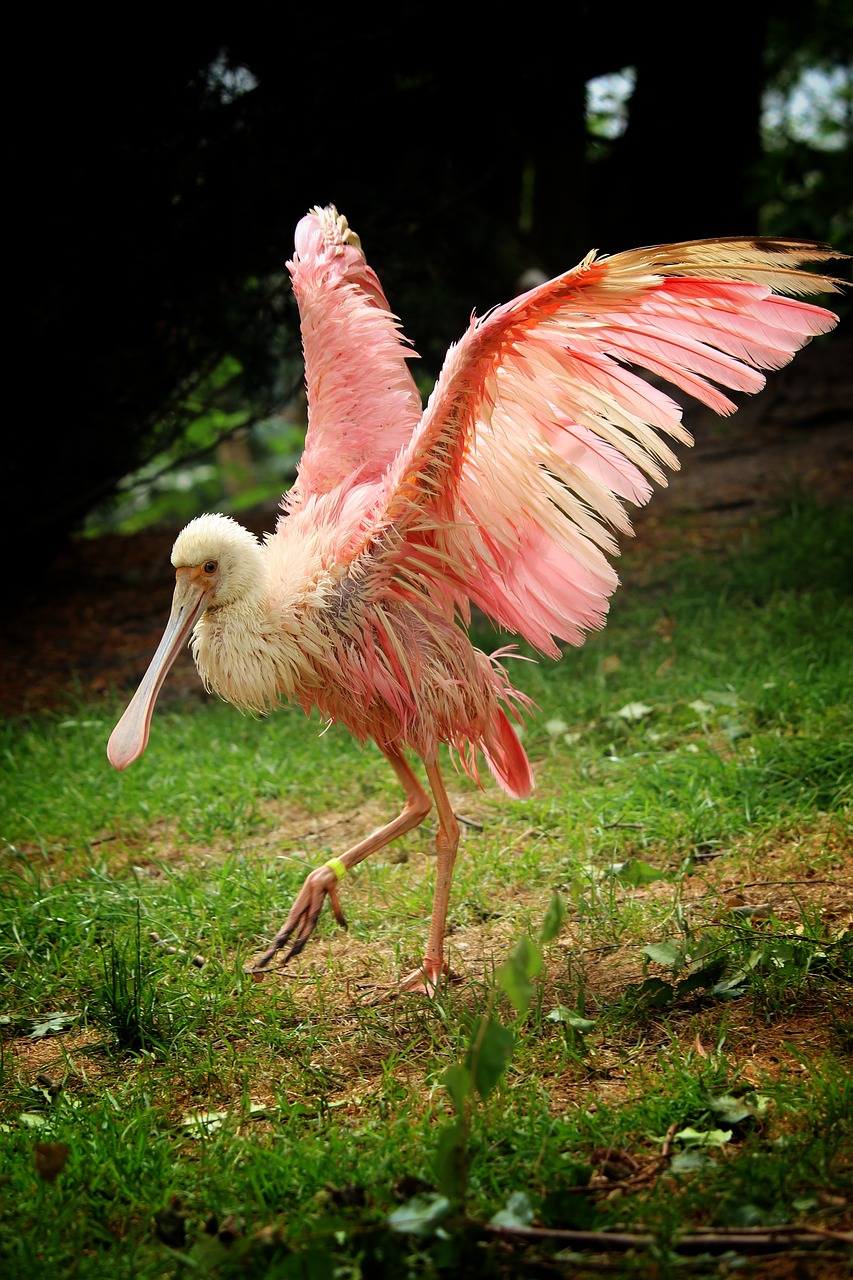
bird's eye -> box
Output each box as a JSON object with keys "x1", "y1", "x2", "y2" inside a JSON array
[{"x1": 204, "y1": 560, "x2": 218, "y2": 574}]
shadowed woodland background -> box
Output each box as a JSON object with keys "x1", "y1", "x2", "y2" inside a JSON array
[{"x1": 9, "y1": 3, "x2": 851, "y2": 593}]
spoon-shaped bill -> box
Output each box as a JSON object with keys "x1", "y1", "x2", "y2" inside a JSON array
[{"x1": 107, "y1": 572, "x2": 210, "y2": 770}]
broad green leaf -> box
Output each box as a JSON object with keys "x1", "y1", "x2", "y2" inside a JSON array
[
  {"x1": 434, "y1": 1122, "x2": 467, "y2": 1202},
  {"x1": 678, "y1": 960, "x2": 728, "y2": 994},
  {"x1": 615, "y1": 701, "x2": 654, "y2": 721},
  {"x1": 674, "y1": 1126, "x2": 732, "y2": 1148},
  {"x1": 721, "y1": 716, "x2": 748, "y2": 741},
  {"x1": 709, "y1": 1095, "x2": 754, "y2": 1125},
  {"x1": 470, "y1": 1019, "x2": 514, "y2": 1099},
  {"x1": 719, "y1": 1201, "x2": 789, "y2": 1228},
  {"x1": 182, "y1": 1110, "x2": 229, "y2": 1135},
  {"x1": 497, "y1": 936, "x2": 542, "y2": 1014},
  {"x1": 388, "y1": 1191, "x2": 453, "y2": 1236},
  {"x1": 613, "y1": 859, "x2": 666, "y2": 886},
  {"x1": 643, "y1": 941, "x2": 685, "y2": 969},
  {"x1": 792, "y1": 1196, "x2": 819, "y2": 1212},
  {"x1": 710, "y1": 1094, "x2": 770, "y2": 1126},
  {"x1": 710, "y1": 971, "x2": 750, "y2": 997},
  {"x1": 20, "y1": 1113, "x2": 48, "y2": 1128},
  {"x1": 624, "y1": 977, "x2": 675, "y2": 1009},
  {"x1": 441, "y1": 1063, "x2": 471, "y2": 1115},
  {"x1": 496, "y1": 960, "x2": 534, "y2": 1015},
  {"x1": 541, "y1": 1188, "x2": 599, "y2": 1229},
  {"x1": 670, "y1": 1149, "x2": 710, "y2": 1172},
  {"x1": 702, "y1": 689, "x2": 739, "y2": 707},
  {"x1": 30, "y1": 1012, "x2": 77, "y2": 1039},
  {"x1": 687, "y1": 933, "x2": 723, "y2": 965},
  {"x1": 490, "y1": 1190, "x2": 536, "y2": 1228},
  {"x1": 512, "y1": 935, "x2": 544, "y2": 978},
  {"x1": 546, "y1": 1007, "x2": 596, "y2": 1033},
  {"x1": 539, "y1": 893, "x2": 566, "y2": 944}
]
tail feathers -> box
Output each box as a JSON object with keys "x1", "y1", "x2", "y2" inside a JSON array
[{"x1": 482, "y1": 708, "x2": 534, "y2": 799}]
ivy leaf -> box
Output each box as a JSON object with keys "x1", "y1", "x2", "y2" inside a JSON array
[
  {"x1": 643, "y1": 940, "x2": 685, "y2": 970},
  {"x1": 490, "y1": 1190, "x2": 536, "y2": 1228},
  {"x1": 30, "y1": 1012, "x2": 77, "y2": 1039},
  {"x1": 670, "y1": 1149, "x2": 711, "y2": 1172},
  {"x1": 710, "y1": 971, "x2": 750, "y2": 998},
  {"x1": 674, "y1": 1126, "x2": 732, "y2": 1148},
  {"x1": 623, "y1": 977, "x2": 675, "y2": 1009},
  {"x1": 612, "y1": 860, "x2": 666, "y2": 887},
  {"x1": 441, "y1": 1063, "x2": 471, "y2": 1116},
  {"x1": 719, "y1": 1201, "x2": 790, "y2": 1228},
  {"x1": 702, "y1": 689, "x2": 739, "y2": 707},
  {"x1": 182, "y1": 1110, "x2": 230, "y2": 1136},
  {"x1": 20, "y1": 1113, "x2": 48, "y2": 1128},
  {"x1": 539, "y1": 893, "x2": 566, "y2": 945},
  {"x1": 546, "y1": 1007, "x2": 596, "y2": 1033},
  {"x1": 470, "y1": 1019, "x2": 514, "y2": 1099},
  {"x1": 544, "y1": 717, "x2": 569, "y2": 736},
  {"x1": 497, "y1": 937, "x2": 543, "y2": 1015},
  {"x1": 709, "y1": 1093, "x2": 770, "y2": 1129},
  {"x1": 388, "y1": 1192, "x2": 453, "y2": 1237},
  {"x1": 541, "y1": 1187, "x2": 599, "y2": 1228},
  {"x1": 434, "y1": 1123, "x2": 467, "y2": 1203},
  {"x1": 615, "y1": 701, "x2": 655, "y2": 722}
]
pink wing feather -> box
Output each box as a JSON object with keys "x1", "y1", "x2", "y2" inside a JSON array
[
  {"x1": 364, "y1": 237, "x2": 844, "y2": 658},
  {"x1": 286, "y1": 206, "x2": 422, "y2": 503}
]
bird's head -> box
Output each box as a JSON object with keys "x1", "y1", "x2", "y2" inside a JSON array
[
  {"x1": 170, "y1": 513, "x2": 265, "y2": 610},
  {"x1": 107, "y1": 513, "x2": 264, "y2": 771}
]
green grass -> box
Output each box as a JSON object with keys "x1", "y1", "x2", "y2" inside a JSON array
[{"x1": 1, "y1": 498, "x2": 851, "y2": 1277}]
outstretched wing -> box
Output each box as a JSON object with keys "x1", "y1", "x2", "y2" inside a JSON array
[
  {"x1": 364, "y1": 237, "x2": 845, "y2": 655},
  {"x1": 286, "y1": 206, "x2": 423, "y2": 504}
]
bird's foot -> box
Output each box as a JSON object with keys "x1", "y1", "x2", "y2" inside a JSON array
[
  {"x1": 359, "y1": 961, "x2": 456, "y2": 1004},
  {"x1": 249, "y1": 865, "x2": 347, "y2": 972}
]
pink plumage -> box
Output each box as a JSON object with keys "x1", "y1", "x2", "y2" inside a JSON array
[{"x1": 108, "y1": 206, "x2": 845, "y2": 995}]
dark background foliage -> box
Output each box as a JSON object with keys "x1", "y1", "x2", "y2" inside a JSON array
[{"x1": 10, "y1": 2, "x2": 850, "y2": 586}]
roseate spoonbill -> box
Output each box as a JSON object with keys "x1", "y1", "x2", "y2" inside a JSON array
[{"x1": 108, "y1": 206, "x2": 845, "y2": 994}]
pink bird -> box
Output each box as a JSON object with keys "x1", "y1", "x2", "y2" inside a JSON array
[{"x1": 108, "y1": 206, "x2": 844, "y2": 995}]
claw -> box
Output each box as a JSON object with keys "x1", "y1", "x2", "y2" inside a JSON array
[
  {"x1": 251, "y1": 865, "x2": 347, "y2": 971},
  {"x1": 359, "y1": 962, "x2": 456, "y2": 1004}
]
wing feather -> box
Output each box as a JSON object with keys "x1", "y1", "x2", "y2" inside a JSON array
[
  {"x1": 286, "y1": 206, "x2": 422, "y2": 503},
  {"x1": 356, "y1": 237, "x2": 845, "y2": 657}
]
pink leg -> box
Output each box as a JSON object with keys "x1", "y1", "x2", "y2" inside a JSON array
[
  {"x1": 251, "y1": 747, "x2": 431, "y2": 971},
  {"x1": 382, "y1": 756, "x2": 460, "y2": 998}
]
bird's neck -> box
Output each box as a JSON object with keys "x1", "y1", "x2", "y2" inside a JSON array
[{"x1": 190, "y1": 576, "x2": 312, "y2": 712}]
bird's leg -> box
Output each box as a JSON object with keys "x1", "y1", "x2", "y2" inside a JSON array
[
  {"x1": 384, "y1": 756, "x2": 460, "y2": 998},
  {"x1": 251, "y1": 747, "x2": 431, "y2": 971}
]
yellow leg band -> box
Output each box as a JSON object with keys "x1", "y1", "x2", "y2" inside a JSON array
[{"x1": 324, "y1": 857, "x2": 347, "y2": 882}]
